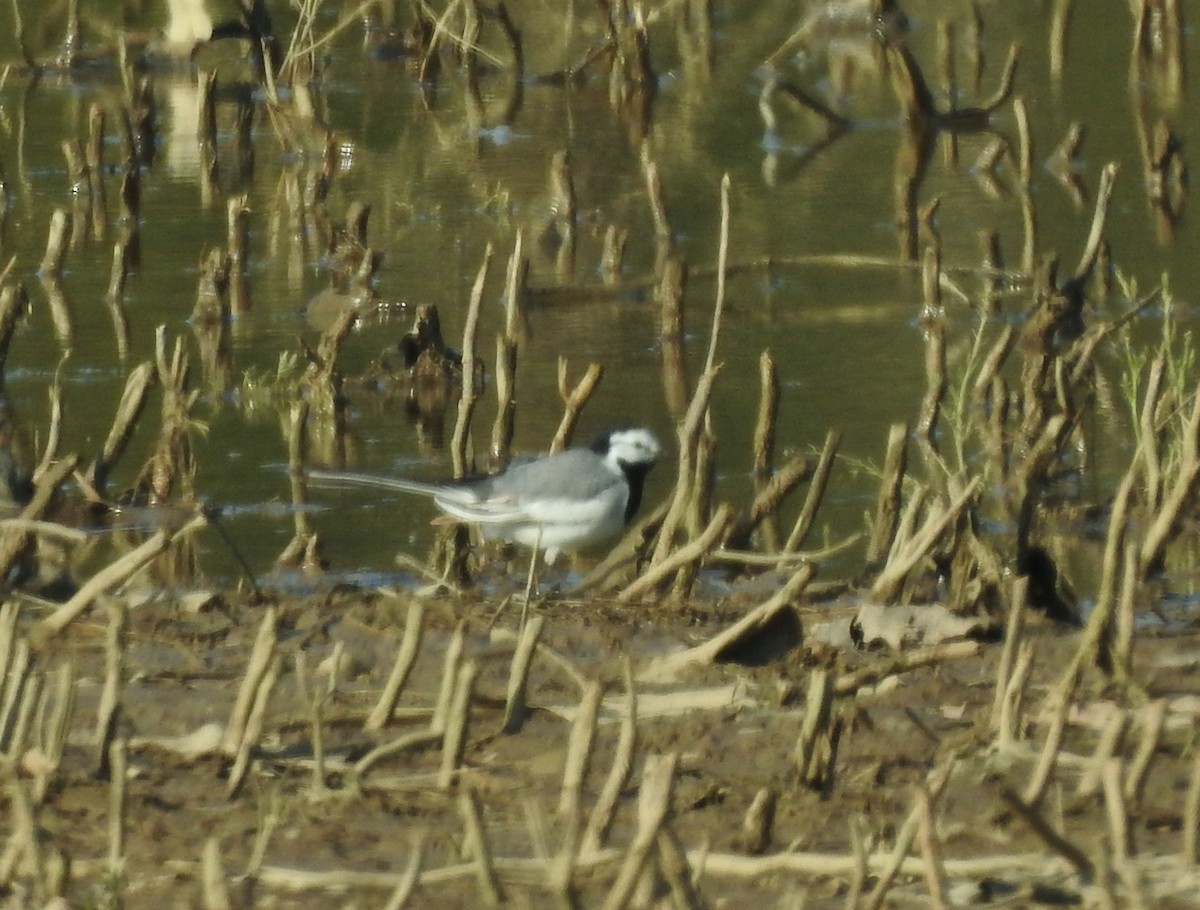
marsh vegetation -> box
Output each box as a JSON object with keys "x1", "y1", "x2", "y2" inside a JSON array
[{"x1": 0, "y1": 0, "x2": 1199, "y2": 907}]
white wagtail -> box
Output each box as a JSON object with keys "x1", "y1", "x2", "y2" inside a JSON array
[{"x1": 309, "y1": 427, "x2": 662, "y2": 564}]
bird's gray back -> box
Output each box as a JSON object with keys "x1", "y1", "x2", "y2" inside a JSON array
[{"x1": 487, "y1": 449, "x2": 619, "y2": 501}]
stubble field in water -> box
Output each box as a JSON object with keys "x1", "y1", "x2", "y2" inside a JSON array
[
  {"x1": 0, "y1": 0, "x2": 1191, "y2": 587},
  {"x1": 0, "y1": 1, "x2": 1199, "y2": 907}
]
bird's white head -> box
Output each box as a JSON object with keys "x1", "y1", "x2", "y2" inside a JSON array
[{"x1": 592, "y1": 427, "x2": 662, "y2": 471}]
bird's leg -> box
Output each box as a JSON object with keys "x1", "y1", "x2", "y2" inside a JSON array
[{"x1": 520, "y1": 525, "x2": 544, "y2": 631}]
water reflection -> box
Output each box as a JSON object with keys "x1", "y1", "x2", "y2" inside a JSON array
[
  {"x1": 163, "y1": 77, "x2": 205, "y2": 180},
  {"x1": 0, "y1": 1, "x2": 1193, "y2": 595}
]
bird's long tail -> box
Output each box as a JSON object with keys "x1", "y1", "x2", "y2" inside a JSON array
[{"x1": 307, "y1": 468, "x2": 446, "y2": 498}]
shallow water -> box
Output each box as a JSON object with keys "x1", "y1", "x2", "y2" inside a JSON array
[{"x1": 0, "y1": 1, "x2": 1193, "y2": 589}]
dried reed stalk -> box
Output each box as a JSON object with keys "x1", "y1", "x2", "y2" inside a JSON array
[
  {"x1": 559, "y1": 680, "x2": 603, "y2": 820},
  {"x1": 862, "y1": 758, "x2": 955, "y2": 910},
  {"x1": 140, "y1": 329, "x2": 200, "y2": 504},
  {"x1": 844, "y1": 816, "x2": 869, "y2": 906},
  {"x1": 1140, "y1": 389, "x2": 1200, "y2": 577},
  {"x1": 619, "y1": 503, "x2": 733, "y2": 602},
  {"x1": 551, "y1": 360, "x2": 603, "y2": 454},
  {"x1": 201, "y1": 839, "x2": 234, "y2": 910},
  {"x1": 0, "y1": 282, "x2": 29, "y2": 376},
  {"x1": 0, "y1": 454, "x2": 78, "y2": 584},
  {"x1": 793, "y1": 669, "x2": 835, "y2": 787},
  {"x1": 226, "y1": 653, "x2": 282, "y2": 798},
  {"x1": 0, "y1": 640, "x2": 30, "y2": 753},
  {"x1": 725, "y1": 457, "x2": 810, "y2": 552},
  {"x1": 365, "y1": 602, "x2": 426, "y2": 732},
  {"x1": 641, "y1": 141, "x2": 672, "y2": 251},
  {"x1": 501, "y1": 614, "x2": 543, "y2": 734},
  {"x1": 253, "y1": 846, "x2": 1065, "y2": 894},
  {"x1": 38, "y1": 261, "x2": 71, "y2": 342},
  {"x1": 227, "y1": 195, "x2": 251, "y2": 314},
  {"x1": 35, "y1": 364, "x2": 66, "y2": 485},
  {"x1": 1101, "y1": 758, "x2": 1131, "y2": 870},
  {"x1": 752, "y1": 350, "x2": 779, "y2": 500},
  {"x1": 107, "y1": 234, "x2": 135, "y2": 308},
  {"x1": 866, "y1": 423, "x2": 909, "y2": 566},
  {"x1": 784, "y1": 430, "x2": 840, "y2": 553},
  {"x1": 917, "y1": 303, "x2": 945, "y2": 447},
  {"x1": 581, "y1": 661, "x2": 637, "y2": 854},
  {"x1": 1183, "y1": 736, "x2": 1200, "y2": 866},
  {"x1": 354, "y1": 729, "x2": 444, "y2": 780},
  {"x1": 33, "y1": 661, "x2": 73, "y2": 804},
  {"x1": 1024, "y1": 680, "x2": 1075, "y2": 808},
  {"x1": 834, "y1": 640, "x2": 979, "y2": 697},
  {"x1": 655, "y1": 826, "x2": 706, "y2": 910},
  {"x1": 600, "y1": 224, "x2": 627, "y2": 284},
  {"x1": 491, "y1": 231, "x2": 524, "y2": 466},
  {"x1": 703, "y1": 174, "x2": 731, "y2": 375},
  {"x1": 84, "y1": 101, "x2": 107, "y2": 216},
  {"x1": 914, "y1": 784, "x2": 949, "y2": 909},
  {"x1": 4, "y1": 668, "x2": 41, "y2": 764},
  {"x1": 990, "y1": 575, "x2": 1028, "y2": 733},
  {"x1": 0, "y1": 603, "x2": 20, "y2": 724},
  {"x1": 1077, "y1": 709, "x2": 1127, "y2": 798},
  {"x1": 658, "y1": 257, "x2": 689, "y2": 418},
  {"x1": 438, "y1": 659, "x2": 478, "y2": 790},
  {"x1": 996, "y1": 641, "x2": 1034, "y2": 750},
  {"x1": 223, "y1": 608, "x2": 279, "y2": 756},
  {"x1": 682, "y1": 427, "x2": 717, "y2": 547},
  {"x1": 1071, "y1": 162, "x2": 1119, "y2": 283},
  {"x1": 1062, "y1": 452, "x2": 1139, "y2": 680},
  {"x1": 870, "y1": 478, "x2": 981, "y2": 602},
  {"x1": 431, "y1": 622, "x2": 466, "y2": 734},
  {"x1": 107, "y1": 737, "x2": 127, "y2": 879},
  {"x1": 738, "y1": 787, "x2": 776, "y2": 855},
  {"x1": 552, "y1": 680, "x2": 604, "y2": 892},
  {"x1": 460, "y1": 789, "x2": 502, "y2": 905},
  {"x1": 294, "y1": 652, "x2": 329, "y2": 796},
  {"x1": 40, "y1": 208, "x2": 71, "y2": 277},
  {"x1": 1138, "y1": 353, "x2": 1167, "y2": 510},
  {"x1": 639, "y1": 564, "x2": 812, "y2": 683},
  {"x1": 972, "y1": 326, "x2": 1015, "y2": 405},
  {"x1": 382, "y1": 835, "x2": 424, "y2": 910},
  {"x1": 600, "y1": 753, "x2": 677, "y2": 910},
  {"x1": 94, "y1": 600, "x2": 126, "y2": 776},
  {"x1": 451, "y1": 245, "x2": 493, "y2": 479},
  {"x1": 31, "y1": 516, "x2": 205, "y2": 650},
  {"x1": 118, "y1": 167, "x2": 140, "y2": 224},
  {"x1": 276, "y1": 399, "x2": 321, "y2": 570},
  {"x1": 650, "y1": 366, "x2": 722, "y2": 567},
  {"x1": 87, "y1": 361, "x2": 154, "y2": 493},
  {"x1": 1014, "y1": 98, "x2": 1036, "y2": 273},
  {"x1": 1123, "y1": 700, "x2": 1166, "y2": 807},
  {"x1": 0, "y1": 774, "x2": 40, "y2": 888}
]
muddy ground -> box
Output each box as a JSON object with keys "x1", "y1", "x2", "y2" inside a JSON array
[{"x1": 6, "y1": 577, "x2": 1200, "y2": 909}]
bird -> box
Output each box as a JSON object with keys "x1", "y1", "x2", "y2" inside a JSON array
[{"x1": 309, "y1": 427, "x2": 662, "y2": 564}]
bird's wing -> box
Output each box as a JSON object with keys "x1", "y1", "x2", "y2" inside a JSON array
[
  {"x1": 432, "y1": 490, "x2": 526, "y2": 524},
  {"x1": 430, "y1": 451, "x2": 618, "y2": 524},
  {"x1": 501, "y1": 450, "x2": 622, "y2": 499},
  {"x1": 435, "y1": 487, "x2": 616, "y2": 529},
  {"x1": 488, "y1": 452, "x2": 626, "y2": 524}
]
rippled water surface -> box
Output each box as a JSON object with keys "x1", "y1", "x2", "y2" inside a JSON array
[{"x1": 0, "y1": 1, "x2": 1194, "y2": 588}]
